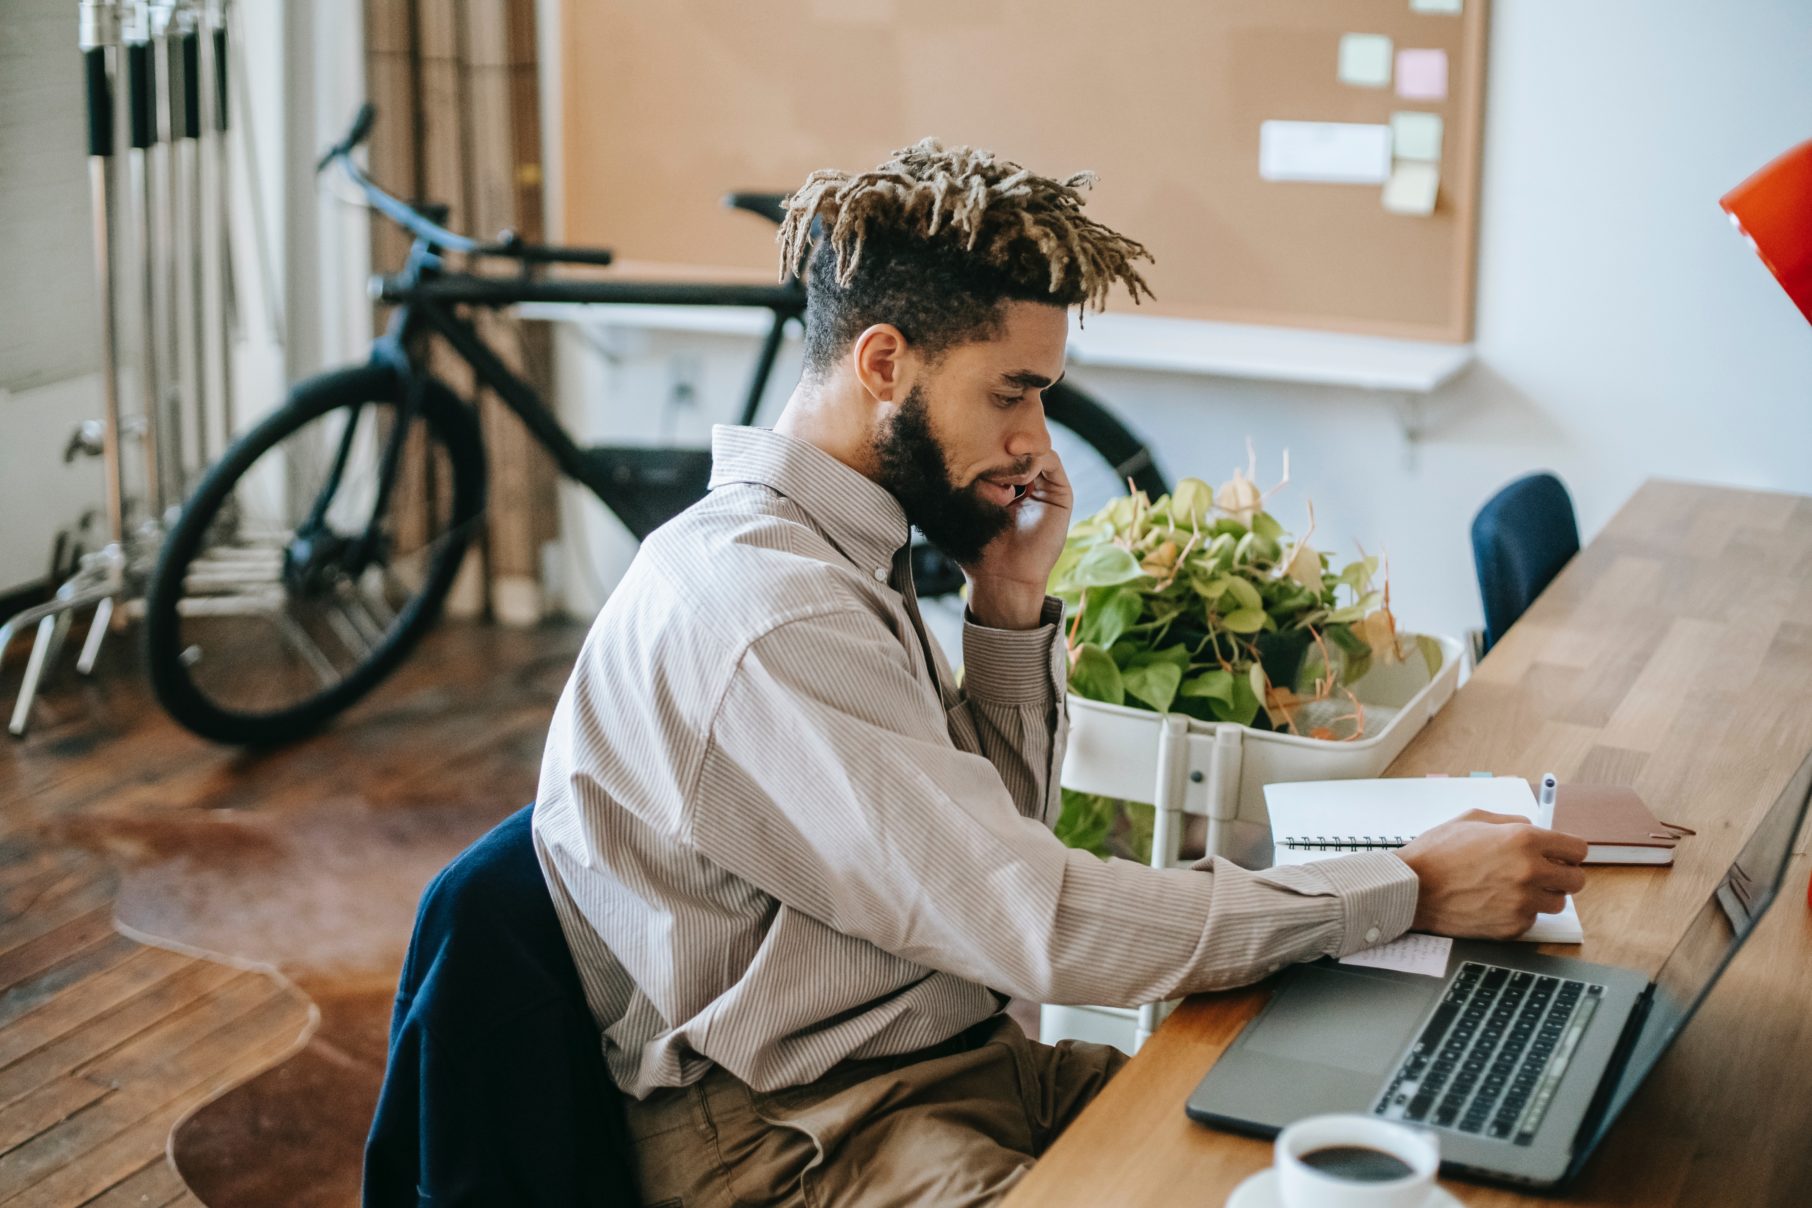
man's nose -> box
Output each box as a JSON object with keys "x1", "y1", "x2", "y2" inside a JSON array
[{"x1": 1005, "y1": 400, "x2": 1052, "y2": 461}]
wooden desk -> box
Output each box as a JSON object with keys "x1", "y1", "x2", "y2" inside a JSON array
[{"x1": 1008, "y1": 480, "x2": 1812, "y2": 1207}]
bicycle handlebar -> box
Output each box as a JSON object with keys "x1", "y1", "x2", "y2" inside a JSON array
[{"x1": 318, "y1": 104, "x2": 615, "y2": 268}]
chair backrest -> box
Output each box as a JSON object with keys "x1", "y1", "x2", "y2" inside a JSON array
[
  {"x1": 364, "y1": 805, "x2": 639, "y2": 1207},
  {"x1": 1471, "y1": 472, "x2": 1580, "y2": 656}
]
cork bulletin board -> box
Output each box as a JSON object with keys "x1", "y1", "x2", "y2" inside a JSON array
[{"x1": 560, "y1": 0, "x2": 1489, "y2": 342}]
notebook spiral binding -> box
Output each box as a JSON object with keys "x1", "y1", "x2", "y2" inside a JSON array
[{"x1": 1275, "y1": 835, "x2": 1412, "y2": 850}]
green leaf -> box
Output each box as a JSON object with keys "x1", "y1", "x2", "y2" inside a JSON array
[
  {"x1": 1219, "y1": 607, "x2": 1267, "y2": 634},
  {"x1": 1170, "y1": 478, "x2": 1214, "y2": 527},
  {"x1": 1180, "y1": 668, "x2": 1235, "y2": 705},
  {"x1": 1250, "y1": 510, "x2": 1286, "y2": 542},
  {"x1": 1209, "y1": 671, "x2": 1260, "y2": 726},
  {"x1": 1123, "y1": 660, "x2": 1183, "y2": 713},
  {"x1": 1223, "y1": 576, "x2": 1263, "y2": 612},
  {"x1": 1069, "y1": 644, "x2": 1124, "y2": 705},
  {"x1": 1080, "y1": 586, "x2": 1143, "y2": 649},
  {"x1": 1417, "y1": 634, "x2": 1444, "y2": 678},
  {"x1": 1070, "y1": 544, "x2": 1146, "y2": 588},
  {"x1": 1326, "y1": 591, "x2": 1383, "y2": 624},
  {"x1": 1054, "y1": 789, "x2": 1116, "y2": 859}
]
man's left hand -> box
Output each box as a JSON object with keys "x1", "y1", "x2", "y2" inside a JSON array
[{"x1": 964, "y1": 451, "x2": 1073, "y2": 630}]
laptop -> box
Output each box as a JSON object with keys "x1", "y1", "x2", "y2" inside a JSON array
[{"x1": 1186, "y1": 749, "x2": 1812, "y2": 1190}]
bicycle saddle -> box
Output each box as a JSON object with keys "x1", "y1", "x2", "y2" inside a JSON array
[{"x1": 723, "y1": 192, "x2": 790, "y2": 226}]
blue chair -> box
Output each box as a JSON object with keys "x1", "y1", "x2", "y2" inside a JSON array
[
  {"x1": 1470, "y1": 472, "x2": 1580, "y2": 658},
  {"x1": 363, "y1": 805, "x2": 639, "y2": 1206}
]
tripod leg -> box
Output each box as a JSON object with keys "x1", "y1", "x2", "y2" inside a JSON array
[
  {"x1": 9, "y1": 617, "x2": 59, "y2": 736},
  {"x1": 77, "y1": 596, "x2": 116, "y2": 675}
]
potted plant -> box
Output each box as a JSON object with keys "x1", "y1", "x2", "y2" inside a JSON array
[{"x1": 1047, "y1": 452, "x2": 1448, "y2": 863}]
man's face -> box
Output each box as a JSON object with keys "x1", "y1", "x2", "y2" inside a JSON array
[{"x1": 869, "y1": 301, "x2": 1066, "y2": 566}]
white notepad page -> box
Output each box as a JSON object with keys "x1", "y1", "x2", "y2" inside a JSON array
[
  {"x1": 1266, "y1": 776, "x2": 1583, "y2": 944},
  {"x1": 1266, "y1": 776, "x2": 1539, "y2": 851}
]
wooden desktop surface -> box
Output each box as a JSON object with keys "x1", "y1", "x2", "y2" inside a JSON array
[{"x1": 1007, "y1": 479, "x2": 1812, "y2": 1207}]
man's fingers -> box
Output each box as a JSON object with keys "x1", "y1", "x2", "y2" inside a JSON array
[
  {"x1": 1529, "y1": 888, "x2": 1570, "y2": 914},
  {"x1": 1537, "y1": 861, "x2": 1587, "y2": 895},
  {"x1": 1532, "y1": 827, "x2": 1590, "y2": 865},
  {"x1": 1458, "y1": 809, "x2": 1530, "y2": 826}
]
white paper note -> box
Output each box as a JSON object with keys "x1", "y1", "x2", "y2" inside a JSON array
[
  {"x1": 1260, "y1": 121, "x2": 1392, "y2": 185},
  {"x1": 1338, "y1": 33, "x2": 1394, "y2": 87},
  {"x1": 1382, "y1": 161, "x2": 1441, "y2": 214},
  {"x1": 1341, "y1": 933, "x2": 1453, "y2": 977},
  {"x1": 1391, "y1": 112, "x2": 1445, "y2": 162},
  {"x1": 1410, "y1": 0, "x2": 1463, "y2": 14},
  {"x1": 1521, "y1": 897, "x2": 1584, "y2": 944}
]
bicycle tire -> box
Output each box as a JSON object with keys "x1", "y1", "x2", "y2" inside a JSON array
[
  {"x1": 144, "y1": 361, "x2": 487, "y2": 745},
  {"x1": 1041, "y1": 379, "x2": 1169, "y2": 501}
]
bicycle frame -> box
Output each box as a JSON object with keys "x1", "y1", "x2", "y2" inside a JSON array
[{"x1": 366, "y1": 235, "x2": 807, "y2": 540}]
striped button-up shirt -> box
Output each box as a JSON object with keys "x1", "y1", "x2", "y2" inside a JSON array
[{"x1": 534, "y1": 424, "x2": 1418, "y2": 1099}]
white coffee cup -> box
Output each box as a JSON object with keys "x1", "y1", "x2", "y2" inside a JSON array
[{"x1": 1274, "y1": 1113, "x2": 1440, "y2": 1208}]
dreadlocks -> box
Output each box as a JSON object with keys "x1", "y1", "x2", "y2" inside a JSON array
[{"x1": 777, "y1": 138, "x2": 1155, "y2": 376}]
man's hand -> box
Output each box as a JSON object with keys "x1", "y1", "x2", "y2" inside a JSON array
[
  {"x1": 964, "y1": 450, "x2": 1073, "y2": 630},
  {"x1": 1394, "y1": 810, "x2": 1589, "y2": 940}
]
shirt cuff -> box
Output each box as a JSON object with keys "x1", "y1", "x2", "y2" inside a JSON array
[
  {"x1": 1297, "y1": 851, "x2": 1421, "y2": 957},
  {"x1": 961, "y1": 595, "x2": 1065, "y2": 705}
]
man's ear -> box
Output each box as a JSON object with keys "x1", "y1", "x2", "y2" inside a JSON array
[{"x1": 850, "y1": 323, "x2": 910, "y2": 407}]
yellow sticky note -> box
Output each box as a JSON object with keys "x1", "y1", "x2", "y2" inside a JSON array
[
  {"x1": 1383, "y1": 162, "x2": 1440, "y2": 215},
  {"x1": 1391, "y1": 112, "x2": 1444, "y2": 162},
  {"x1": 1338, "y1": 33, "x2": 1394, "y2": 88}
]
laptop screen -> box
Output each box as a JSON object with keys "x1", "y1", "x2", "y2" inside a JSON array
[{"x1": 1582, "y1": 750, "x2": 1812, "y2": 1151}]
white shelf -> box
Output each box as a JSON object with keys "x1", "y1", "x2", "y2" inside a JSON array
[
  {"x1": 517, "y1": 303, "x2": 1473, "y2": 396},
  {"x1": 1063, "y1": 313, "x2": 1473, "y2": 395}
]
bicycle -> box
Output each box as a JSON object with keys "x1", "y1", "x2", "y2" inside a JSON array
[{"x1": 143, "y1": 106, "x2": 1170, "y2": 745}]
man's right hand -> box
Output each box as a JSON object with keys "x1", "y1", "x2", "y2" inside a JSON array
[{"x1": 1394, "y1": 810, "x2": 1589, "y2": 940}]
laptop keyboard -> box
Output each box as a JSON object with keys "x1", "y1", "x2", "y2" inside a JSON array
[{"x1": 1374, "y1": 961, "x2": 1603, "y2": 1146}]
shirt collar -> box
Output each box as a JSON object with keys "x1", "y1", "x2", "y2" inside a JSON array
[{"x1": 707, "y1": 424, "x2": 910, "y2": 576}]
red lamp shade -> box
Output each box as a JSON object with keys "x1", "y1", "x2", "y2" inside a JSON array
[{"x1": 1721, "y1": 139, "x2": 1812, "y2": 326}]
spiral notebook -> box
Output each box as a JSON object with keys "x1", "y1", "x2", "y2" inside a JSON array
[{"x1": 1264, "y1": 775, "x2": 1583, "y2": 944}]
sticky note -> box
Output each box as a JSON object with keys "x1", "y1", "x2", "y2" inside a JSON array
[
  {"x1": 1341, "y1": 933, "x2": 1452, "y2": 977},
  {"x1": 1396, "y1": 48, "x2": 1449, "y2": 100},
  {"x1": 1337, "y1": 33, "x2": 1393, "y2": 88},
  {"x1": 1260, "y1": 121, "x2": 1393, "y2": 185},
  {"x1": 1391, "y1": 111, "x2": 1444, "y2": 161},
  {"x1": 1411, "y1": 0, "x2": 1462, "y2": 13},
  {"x1": 1383, "y1": 162, "x2": 1441, "y2": 215}
]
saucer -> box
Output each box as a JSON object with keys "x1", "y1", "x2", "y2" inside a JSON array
[{"x1": 1225, "y1": 1166, "x2": 1464, "y2": 1208}]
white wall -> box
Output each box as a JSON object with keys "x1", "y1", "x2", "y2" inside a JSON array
[{"x1": 548, "y1": 0, "x2": 1812, "y2": 646}]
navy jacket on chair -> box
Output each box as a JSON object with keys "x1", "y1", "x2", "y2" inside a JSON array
[
  {"x1": 1471, "y1": 472, "x2": 1580, "y2": 656},
  {"x1": 363, "y1": 805, "x2": 639, "y2": 1207}
]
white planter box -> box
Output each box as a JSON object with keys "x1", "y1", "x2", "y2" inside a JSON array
[{"x1": 1039, "y1": 633, "x2": 1464, "y2": 1053}]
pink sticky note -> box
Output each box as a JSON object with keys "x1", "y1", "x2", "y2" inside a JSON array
[{"x1": 1396, "y1": 48, "x2": 1448, "y2": 101}]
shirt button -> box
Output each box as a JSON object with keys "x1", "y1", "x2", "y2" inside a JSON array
[
  {"x1": 1364, "y1": 926, "x2": 1381, "y2": 944},
  {"x1": 873, "y1": 567, "x2": 889, "y2": 582}
]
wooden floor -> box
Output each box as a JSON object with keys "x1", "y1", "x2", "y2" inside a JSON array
[{"x1": 0, "y1": 618, "x2": 586, "y2": 1206}]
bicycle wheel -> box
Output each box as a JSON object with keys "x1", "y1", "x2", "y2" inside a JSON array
[
  {"x1": 145, "y1": 361, "x2": 486, "y2": 745},
  {"x1": 911, "y1": 379, "x2": 1169, "y2": 598}
]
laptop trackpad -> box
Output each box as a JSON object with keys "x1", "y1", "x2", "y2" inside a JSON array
[{"x1": 1243, "y1": 967, "x2": 1429, "y2": 1076}]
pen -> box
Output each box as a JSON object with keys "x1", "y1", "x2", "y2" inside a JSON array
[{"x1": 1538, "y1": 772, "x2": 1558, "y2": 830}]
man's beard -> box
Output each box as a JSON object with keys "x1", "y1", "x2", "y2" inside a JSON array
[{"x1": 870, "y1": 384, "x2": 1016, "y2": 567}]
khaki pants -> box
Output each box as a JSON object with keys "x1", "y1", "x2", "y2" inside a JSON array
[{"x1": 623, "y1": 1016, "x2": 1127, "y2": 1208}]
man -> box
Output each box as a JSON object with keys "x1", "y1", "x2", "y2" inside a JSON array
[{"x1": 533, "y1": 138, "x2": 1588, "y2": 1206}]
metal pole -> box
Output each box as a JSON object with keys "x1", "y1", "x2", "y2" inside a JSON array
[
  {"x1": 81, "y1": 0, "x2": 127, "y2": 550},
  {"x1": 125, "y1": 1, "x2": 165, "y2": 522},
  {"x1": 176, "y1": 1, "x2": 209, "y2": 478},
  {"x1": 207, "y1": 0, "x2": 236, "y2": 450},
  {"x1": 152, "y1": 1, "x2": 187, "y2": 514}
]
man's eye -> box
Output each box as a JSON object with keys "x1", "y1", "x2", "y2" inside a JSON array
[{"x1": 993, "y1": 394, "x2": 1022, "y2": 408}]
